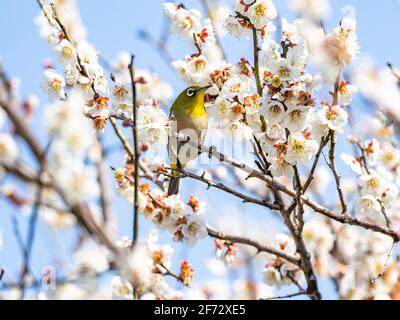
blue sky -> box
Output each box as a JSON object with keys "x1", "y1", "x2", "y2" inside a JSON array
[{"x1": 0, "y1": 0, "x2": 400, "y2": 299}]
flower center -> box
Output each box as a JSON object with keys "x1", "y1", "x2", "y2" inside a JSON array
[
  {"x1": 50, "y1": 79, "x2": 63, "y2": 91},
  {"x1": 271, "y1": 75, "x2": 282, "y2": 88},
  {"x1": 231, "y1": 103, "x2": 245, "y2": 115},
  {"x1": 289, "y1": 110, "x2": 302, "y2": 122},
  {"x1": 291, "y1": 140, "x2": 305, "y2": 153},
  {"x1": 362, "y1": 199, "x2": 374, "y2": 209},
  {"x1": 117, "y1": 285, "x2": 131, "y2": 296},
  {"x1": 383, "y1": 152, "x2": 394, "y2": 163},
  {"x1": 279, "y1": 66, "x2": 290, "y2": 78},
  {"x1": 152, "y1": 250, "x2": 164, "y2": 265},
  {"x1": 270, "y1": 104, "x2": 282, "y2": 116},
  {"x1": 188, "y1": 223, "x2": 199, "y2": 235},
  {"x1": 181, "y1": 16, "x2": 193, "y2": 30},
  {"x1": 368, "y1": 177, "x2": 379, "y2": 189},
  {"x1": 254, "y1": 3, "x2": 267, "y2": 17},
  {"x1": 326, "y1": 107, "x2": 338, "y2": 120},
  {"x1": 61, "y1": 46, "x2": 73, "y2": 59},
  {"x1": 195, "y1": 59, "x2": 206, "y2": 71}
]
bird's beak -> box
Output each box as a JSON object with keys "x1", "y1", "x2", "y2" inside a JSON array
[{"x1": 198, "y1": 84, "x2": 212, "y2": 92}]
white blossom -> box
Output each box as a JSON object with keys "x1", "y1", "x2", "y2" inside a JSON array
[
  {"x1": 318, "y1": 104, "x2": 348, "y2": 132},
  {"x1": 42, "y1": 68, "x2": 66, "y2": 100},
  {"x1": 285, "y1": 132, "x2": 318, "y2": 164}
]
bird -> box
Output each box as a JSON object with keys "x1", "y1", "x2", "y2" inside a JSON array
[{"x1": 167, "y1": 85, "x2": 211, "y2": 195}]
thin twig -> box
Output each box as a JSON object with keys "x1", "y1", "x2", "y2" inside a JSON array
[
  {"x1": 168, "y1": 168, "x2": 280, "y2": 210},
  {"x1": 207, "y1": 226, "x2": 300, "y2": 266},
  {"x1": 264, "y1": 291, "x2": 308, "y2": 300},
  {"x1": 370, "y1": 240, "x2": 396, "y2": 284},
  {"x1": 128, "y1": 55, "x2": 140, "y2": 245},
  {"x1": 1, "y1": 93, "x2": 121, "y2": 259},
  {"x1": 328, "y1": 130, "x2": 348, "y2": 215},
  {"x1": 378, "y1": 199, "x2": 391, "y2": 228},
  {"x1": 109, "y1": 117, "x2": 134, "y2": 157},
  {"x1": 193, "y1": 33, "x2": 202, "y2": 55},
  {"x1": 286, "y1": 136, "x2": 329, "y2": 215},
  {"x1": 252, "y1": 27, "x2": 262, "y2": 96},
  {"x1": 173, "y1": 132, "x2": 400, "y2": 242},
  {"x1": 293, "y1": 165, "x2": 305, "y2": 231},
  {"x1": 36, "y1": 0, "x2": 54, "y2": 26},
  {"x1": 19, "y1": 140, "x2": 52, "y2": 299},
  {"x1": 160, "y1": 264, "x2": 188, "y2": 287},
  {"x1": 96, "y1": 138, "x2": 114, "y2": 223}
]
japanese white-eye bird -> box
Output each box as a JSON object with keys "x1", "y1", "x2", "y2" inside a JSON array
[{"x1": 167, "y1": 85, "x2": 211, "y2": 195}]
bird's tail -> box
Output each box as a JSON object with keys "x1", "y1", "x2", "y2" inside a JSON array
[
  {"x1": 168, "y1": 162, "x2": 182, "y2": 196},
  {"x1": 167, "y1": 176, "x2": 180, "y2": 196}
]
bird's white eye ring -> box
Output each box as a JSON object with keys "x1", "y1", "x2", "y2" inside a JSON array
[{"x1": 186, "y1": 88, "x2": 195, "y2": 97}]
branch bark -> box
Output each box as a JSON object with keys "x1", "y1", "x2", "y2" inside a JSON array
[{"x1": 207, "y1": 226, "x2": 301, "y2": 266}]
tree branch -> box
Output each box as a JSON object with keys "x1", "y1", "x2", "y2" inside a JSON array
[
  {"x1": 170, "y1": 168, "x2": 281, "y2": 210},
  {"x1": 128, "y1": 55, "x2": 140, "y2": 245},
  {"x1": 207, "y1": 225, "x2": 300, "y2": 266}
]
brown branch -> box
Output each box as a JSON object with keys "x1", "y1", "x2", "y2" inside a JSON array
[
  {"x1": 293, "y1": 165, "x2": 305, "y2": 231},
  {"x1": 378, "y1": 199, "x2": 391, "y2": 228},
  {"x1": 10, "y1": 213, "x2": 37, "y2": 289},
  {"x1": 0, "y1": 99, "x2": 43, "y2": 160},
  {"x1": 160, "y1": 264, "x2": 188, "y2": 287},
  {"x1": 356, "y1": 141, "x2": 371, "y2": 175},
  {"x1": 328, "y1": 130, "x2": 348, "y2": 215},
  {"x1": 371, "y1": 240, "x2": 396, "y2": 283},
  {"x1": 128, "y1": 55, "x2": 140, "y2": 245},
  {"x1": 207, "y1": 226, "x2": 301, "y2": 266},
  {"x1": 2, "y1": 161, "x2": 52, "y2": 188},
  {"x1": 96, "y1": 138, "x2": 114, "y2": 223},
  {"x1": 286, "y1": 136, "x2": 329, "y2": 214},
  {"x1": 252, "y1": 26, "x2": 262, "y2": 96},
  {"x1": 302, "y1": 136, "x2": 329, "y2": 191},
  {"x1": 19, "y1": 140, "x2": 52, "y2": 299},
  {"x1": 193, "y1": 33, "x2": 202, "y2": 55},
  {"x1": 109, "y1": 117, "x2": 134, "y2": 156},
  {"x1": 0, "y1": 96, "x2": 121, "y2": 259},
  {"x1": 49, "y1": 3, "x2": 91, "y2": 81},
  {"x1": 36, "y1": 0, "x2": 54, "y2": 26},
  {"x1": 175, "y1": 133, "x2": 400, "y2": 242},
  {"x1": 170, "y1": 168, "x2": 280, "y2": 210},
  {"x1": 280, "y1": 203, "x2": 321, "y2": 300},
  {"x1": 264, "y1": 291, "x2": 308, "y2": 300}
]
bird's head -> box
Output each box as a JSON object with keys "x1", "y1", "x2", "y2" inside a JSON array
[{"x1": 173, "y1": 85, "x2": 212, "y2": 110}]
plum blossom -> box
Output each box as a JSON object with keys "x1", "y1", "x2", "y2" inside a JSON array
[
  {"x1": 285, "y1": 132, "x2": 319, "y2": 164},
  {"x1": 318, "y1": 104, "x2": 348, "y2": 132},
  {"x1": 357, "y1": 195, "x2": 381, "y2": 220},
  {"x1": 248, "y1": 0, "x2": 277, "y2": 29},
  {"x1": 42, "y1": 68, "x2": 66, "y2": 100},
  {"x1": 163, "y1": 2, "x2": 202, "y2": 39},
  {"x1": 136, "y1": 100, "x2": 169, "y2": 146},
  {"x1": 181, "y1": 214, "x2": 208, "y2": 247}
]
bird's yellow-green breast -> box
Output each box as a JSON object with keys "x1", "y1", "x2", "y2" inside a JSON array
[{"x1": 170, "y1": 85, "x2": 210, "y2": 134}]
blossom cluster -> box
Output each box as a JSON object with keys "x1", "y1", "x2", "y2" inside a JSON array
[
  {"x1": 114, "y1": 165, "x2": 207, "y2": 247},
  {"x1": 262, "y1": 234, "x2": 304, "y2": 288}
]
